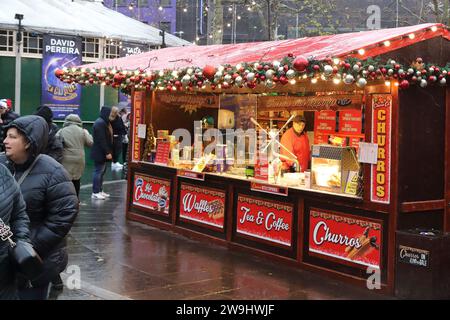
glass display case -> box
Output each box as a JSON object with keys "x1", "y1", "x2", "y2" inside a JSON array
[{"x1": 310, "y1": 145, "x2": 360, "y2": 194}]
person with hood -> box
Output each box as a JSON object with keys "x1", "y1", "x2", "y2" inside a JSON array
[
  {"x1": 0, "y1": 164, "x2": 31, "y2": 300},
  {"x1": 0, "y1": 98, "x2": 20, "y2": 152},
  {"x1": 109, "y1": 106, "x2": 127, "y2": 170},
  {"x1": 56, "y1": 114, "x2": 93, "y2": 197},
  {"x1": 0, "y1": 115, "x2": 78, "y2": 300},
  {"x1": 91, "y1": 106, "x2": 113, "y2": 200},
  {"x1": 33, "y1": 106, "x2": 63, "y2": 163}
]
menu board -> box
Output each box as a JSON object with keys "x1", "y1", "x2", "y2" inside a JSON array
[
  {"x1": 339, "y1": 110, "x2": 363, "y2": 135},
  {"x1": 314, "y1": 111, "x2": 337, "y2": 134},
  {"x1": 154, "y1": 141, "x2": 170, "y2": 165}
]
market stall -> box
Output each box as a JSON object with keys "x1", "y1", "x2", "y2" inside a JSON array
[{"x1": 57, "y1": 23, "x2": 450, "y2": 295}]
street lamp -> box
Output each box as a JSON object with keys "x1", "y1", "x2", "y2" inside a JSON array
[
  {"x1": 15, "y1": 13, "x2": 24, "y2": 43},
  {"x1": 14, "y1": 13, "x2": 24, "y2": 114}
]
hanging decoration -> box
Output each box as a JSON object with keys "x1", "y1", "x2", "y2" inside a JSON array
[{"x1": 55, "y1": 56, "x2": 450, "y2": 94}]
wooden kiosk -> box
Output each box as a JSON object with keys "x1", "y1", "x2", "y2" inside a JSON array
[{"x1": 59, "y1": 23, "x2": 450, "y2": 295}]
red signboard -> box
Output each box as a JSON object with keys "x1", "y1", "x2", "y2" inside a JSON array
[
  {"x1": 132, "y1": 174, "x2": 171, "y2": 215},
  {"x1": 338, "y1": 110, "x2": 363, "y2": 135},
  {"x1": 179, "y1": 184, "x2": 226, "y2": 229},
  {"x1": 236, "y1": 195, "x2": 293, "y2": 247},
  {"x1": 132, "y1": 91, "x2": 144, "y2": 162},
  {"x1": 154, "y1": 140, "x2": 170, "y2": 165},
  {"x1": 309, "y1": 208, "x2": 382, "y2": 269},
  {"x1": 177, "y1": 170, "x2": 205, "y2": 181},
  {"x1": 314, "y1": 110, "x2": 336, "y2": 134},
  {"x1": 313, "y1": 132, "x2": 329, "y2": 145},
  {"x1": 250, "y1": 181, "x2": 288, "y2": 196},
  {"x1": 371, "y1": 94, "x2": 391, "y2": 204}
]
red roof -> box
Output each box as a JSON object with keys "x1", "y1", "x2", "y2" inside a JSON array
[{"x1": 83, "y1": 23, "x2": 449, "y2": 71}]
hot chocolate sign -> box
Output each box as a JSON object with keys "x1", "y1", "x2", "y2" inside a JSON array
[
  {"x1": 179, "y1": 184, "x2": 225, "y2": 229},
  {"x1": 132, "y1": 174, "x2": 170, "y2": 215},
  {"x1": 236, "y1": 195, "x2": 293, "y2": 247}
]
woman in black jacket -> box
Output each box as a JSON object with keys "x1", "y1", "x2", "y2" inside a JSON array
[
  {"x1": 0, "y1": 164, "x2": 30, "y2": 300},
  {"x1": 109, "y1": 106, "x2": 127, "y2": 170},
  {"x1": 0, "y1": 115, "x2": 78, "y2": 300}
]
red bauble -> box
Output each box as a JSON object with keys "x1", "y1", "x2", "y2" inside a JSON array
[
  {"x1": 381, "y1": 68, "x2": 387, "y2": 74},
  {"x1": 279, "y1": 76, "x2": 288, "y2": 85},
  {"x1": 273, "y1": 76, "x2": 279, "y2": 82},
  {"x1": 283, "y1": 65, "x2": 289, "y2": 71},
  {"x1": 416, "y1": 57, "x2": 423, "y2": 63},
  {"x1": 394, "y1": 64, "x2": 401, "y2": 70},
  {"x1": 174, "y1": 81, "x2": 182, "y2": 87},
  {"x1": 55, "y1": 69, "x2": 64, "y2": 78},
  {"x1": 222, "y1": 82, "x2": 230, "y2": 89},
  {"x1": 288, "y1": 53, "x2": 294, "y2": 58},
  {"x1": 260, "y1": 75, "x2": 266, "y2": 81},
  {"x1": 113, "y1": 73, "x2": 122, "y2": 82},
  {"x1": 211, "y1": 84, "x2": 216, "y2": 90},
  {"x1": 313, "y1": 65, "x2": 320, "y2": 71},
  {"x1": 293, "y1": 57, "x2": 309, "y2": 72},
  {"x1": 232, "y1": 73, "x2": 239, "y2": 79},
  {"x1": 247, "y1": 82, "x2": 256, "y2": 89},
  {"x1": 399, "y1": 80, "x2": 410, "y2": 89},
  {"x1": 202, "y1": 65, "x2": 216, "y2": 79},
  {"x1": 89, "y1": 78, "x2": 94, "y2": 84},
  {"x1": 257, "y1": 65, "x2": 263, "y2": 71},
  {"x1": 344, "y1": 63, "x2": 351, "y2": 69},
  {"x1": 197, "y1": 81, "x2": 203, "y2": 87}
]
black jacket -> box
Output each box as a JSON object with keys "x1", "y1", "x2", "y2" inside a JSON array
[
  {"x1": 90, "y1": 106, "x2": 113, "y2": 163},
  {"x1": 0, "y1": 115, "x2": 78, "y2": 286},
  {"x1": 0, "y1": 164, "x2": 30, "y2": 299},
  {"x1": 0, "y1": 110, "x2": 20, "y2": 152},
  {"x1": 45, "y1": 122, "x2": 63, "y2": 163},
  {"x1": 111, "y1": 116, "x2": 127, "y2": 136}
]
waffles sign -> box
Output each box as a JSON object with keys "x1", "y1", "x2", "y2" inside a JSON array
[
  {"x1": 371, "y1": 94, "x2": 392, "y2": 204},
  {"x1": 309, "y1": 209, "x2": 382, "y2": 269},
  {"x1": 179, "y1": 184, "x2": 225, "y2": 229},
  {"x1": 132, "y1": 174, "x2": 170, "y2": 215}
]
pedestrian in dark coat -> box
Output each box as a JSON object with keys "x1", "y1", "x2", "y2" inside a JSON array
[
  {"x1": 109, "y1": 106, "x2": 127, "y2": 170},
  {"x1": 90, "y1": 106, "x2": 113, "y2": 200},
  {"x1": 33, "y1": 106, "x2": 63, "y2": 163},
  {"x1": 0, "y1": 99, "x2": 19, "y2": 152},
  {"x1": 0, "y1": 115, "x2": 78, "y2": 300},
  {"x1": 0, "y1": 164, "x2": 31, "y2": 300}
]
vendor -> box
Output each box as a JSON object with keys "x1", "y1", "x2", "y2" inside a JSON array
[{"x1": 280, "y1": 115, "x2": 310, "y2": 172}]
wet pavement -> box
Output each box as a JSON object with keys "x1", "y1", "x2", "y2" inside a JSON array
[{"x1": 54, "y1": 165, "x2": 392, "y2": 300}]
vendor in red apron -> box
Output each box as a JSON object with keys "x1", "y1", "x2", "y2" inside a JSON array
[{"x1": 280, "y1": 115, "x2": 310, "y2": 172}]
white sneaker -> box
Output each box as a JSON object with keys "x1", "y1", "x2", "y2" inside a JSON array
[
  {"x1": 91, "y1": 192, "x2": 106, "y2": 200},
  {"x1": 100, "y1": 191, "x2": 110, "y2": 197},
  {"x1": 111, "y1": 162, "x2": 123, "y2": 170}
]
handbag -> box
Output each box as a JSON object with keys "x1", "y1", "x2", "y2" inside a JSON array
[{"x1": 0, "y1": 218, "x2": 43, "y2": 280}]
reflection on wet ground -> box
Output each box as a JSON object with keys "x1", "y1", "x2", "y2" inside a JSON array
[{"x1": 56, "y1": 175, "x2": 391, "y2": 300}]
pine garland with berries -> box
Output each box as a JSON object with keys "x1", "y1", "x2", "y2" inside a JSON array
[{"x1": 55, "y1": 56, "x2": 449, "y2": 94}]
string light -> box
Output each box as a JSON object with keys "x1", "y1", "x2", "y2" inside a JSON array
[
  {"x1": 227, "y1": 23, "x2": 231, "y2": 28},
  {"x1": 237, "y1": 15, "x2": 241, "y2": 20},
  {"x1": 290, "y1": 79, "x2": 296, "y2": 85},
  {"x1": 183, "y1": 8, "x2": 187, "y2": 13},
  {"x1": 385, "y1": 81, "x2": 391, "y2": 87},
  {"x1": 311, "y1": 78, "x2": 318, "y2": 84},
  {"x1": 333, "y1": 78, "x2": 341, "y2": 84},
  {"x1": 333, "y1": 58, "x2": 340, "y2": 65},
  {"x1": 158, "y1": 6, "x2": 163, "y2": 11},
  {"x1": 384, "y1": 40, "x2": 391, "y2": 47},
  {"x1": 408, "y1": 33, "x2": 415, "y2": 39},
  {"x1": 431, "y1": 26, "x2": 438, "y2": 32},
  {"x1": 358, "y1": 48, "x2": 365, "y2": 55}
]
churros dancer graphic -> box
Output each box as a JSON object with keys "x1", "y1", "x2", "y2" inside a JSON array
[{"x1": 345, "y1": 227, "x2": 380, "y2": 260}]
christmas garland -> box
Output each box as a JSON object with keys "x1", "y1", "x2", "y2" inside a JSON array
[{"x1": 55, "y1": 55, "x2": 450, "y2": 94}]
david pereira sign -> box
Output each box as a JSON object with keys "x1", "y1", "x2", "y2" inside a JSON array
[
  {"x1": 309, "y1": 209, "x2": 382, "y2": 269},
  {"x1": 132, "y1": 174, "x2": 170, "y2": 215},
  {"x1": 41, "y1": 34, "x2": 82, "y2": 120},
  {"x1": 236, "y1": 195, "x2": 293, "y2": 247},
  {"x1": 179, "y1": 184, "x2": 225, "y2": 229},
  {"x1": 371, "y1": 95, "x2": 392, "y2": 204}
]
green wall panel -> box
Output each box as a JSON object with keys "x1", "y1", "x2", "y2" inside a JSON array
[
  {"x1": 0, "y1": 56, "x2": 16, "y2": 108},
  {"x1": 20, "y1": 58, "x2": 42, "y2": 116},
  {"x1": 105, "y1": 86, "x2": 119, "y2": 108},
  {"x1": 80, "y1": 85, "x2": 100, "y2": 122}
]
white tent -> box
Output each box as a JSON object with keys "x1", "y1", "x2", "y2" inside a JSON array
[{"x1": 0, "y1": 0, "x2": 191, "y2": 47}]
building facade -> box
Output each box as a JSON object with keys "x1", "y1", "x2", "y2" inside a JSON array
[{"x1": 103, "y1": 0, "x2": 177, "y2": 34}]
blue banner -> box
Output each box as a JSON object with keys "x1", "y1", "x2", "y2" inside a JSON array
[{"x1": 41, "y1": 34, "x2": 82, "y2": 120}]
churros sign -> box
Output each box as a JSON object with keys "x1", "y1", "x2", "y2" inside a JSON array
[
  {"x1": 371, "y1": 94, "x2": 392, "y2": 204},
  {"x1": 308, "y1": 209, "x2": 382, "y2": 269}
]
